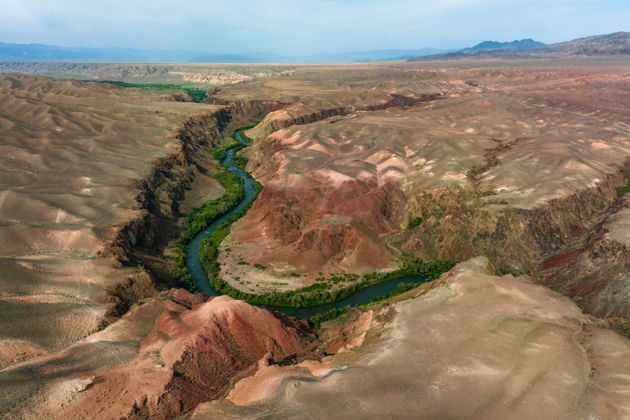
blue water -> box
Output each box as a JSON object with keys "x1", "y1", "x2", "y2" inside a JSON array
[
  {"x1": 184, "y1": 129, "x2": 255, "y2": 296},
  {"x1": 185, "y1": 129, "x2": 427, "y2": 318}
]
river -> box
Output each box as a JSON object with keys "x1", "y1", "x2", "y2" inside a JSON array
[{"x1": 184, "y1": 128, "x2": 428, "y2": 318}]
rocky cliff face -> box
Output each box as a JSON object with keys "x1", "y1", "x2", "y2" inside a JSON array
[
  {"x1": 397, "y1": 166, "x2": 628, "y2": 274},
  {"x1": 219, "y1": 78, "x2": 630, "y2": 293},
  {"x1": 544, "y1": 193, "x2": 630, "y2": 328},
  {"x1": 213, "y1": 90, "x2": 456, "y2": 289},
  {"x1": 109, "y1": 100, "x2": 286, "y2": 292},
  {"x1": 246, "y1": 92, "x2": 446, "y2": 141},
  {"x1": 0, "y1": 74, "x2": 223, "y2": 370}
]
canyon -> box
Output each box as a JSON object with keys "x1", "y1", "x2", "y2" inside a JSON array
[{"x1": 0, "y1": 55, "x2": 629, "y2": 419}]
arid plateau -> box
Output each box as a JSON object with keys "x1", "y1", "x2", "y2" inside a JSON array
[{"x1": 1, "y1": 39, "x2": 630, "y2": 419}]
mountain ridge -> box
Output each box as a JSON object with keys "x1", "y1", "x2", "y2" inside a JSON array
[
  {"x1": 408, "y1": 32, "x2": 630, "y2": 60},
  {"x1": 464, "y1": 38, "x2": 545, "y2": 51},
  {"x1": 0, "y1": 42, "x2": 446, "y2": 63}
]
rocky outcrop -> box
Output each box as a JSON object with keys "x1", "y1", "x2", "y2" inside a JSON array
[
  {"x1": 247, "y1": 92, "x2": 445, "y2": 141},
  {"x1": 204, "y1": 97, "x2": 286, "y2": 119},
  {"x1": 108, "y1": 110, "x2": 232, "y2": 254},
  {"x1": 398, "y1": 167, "x2": 628, "y2": 275},
  {"x1": 544, "y1": 193, "x2": 630, "y2": 327}
]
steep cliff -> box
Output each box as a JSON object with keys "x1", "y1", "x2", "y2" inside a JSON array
[{"x1": 544, "y1": 192, "x2": 630, "y2": 328}]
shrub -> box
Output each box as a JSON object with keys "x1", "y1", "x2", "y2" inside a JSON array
[
  {"x1": 407, "y1": 217, "x2": 424, "y2": 230},
  {"x1": 616, "y1": 185, "x2": 630, "y2": 197}
]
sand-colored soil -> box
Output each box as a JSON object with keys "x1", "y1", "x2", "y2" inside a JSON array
[
  {"x1": 2, "y1": 59, "x2": 630, "y2": 419},
  {"x1": 213, "y1": 62, "x2": 630, "y2": 293},
  {"x1": 0, "y1": 62, "x2": 296, "y2": 86},
  {"x1": 0, "y1": 74, "x2": 218, "y2": 368},
  {"x1": 192, "y1": 258, "x2": 630, "y2": 420}
]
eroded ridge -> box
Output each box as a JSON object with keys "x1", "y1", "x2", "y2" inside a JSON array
[
  {"x1": 192, "y1": 258, "x2": 630, "y2": 420},
  {"x1": 0, "y1": 74, "x2": 226, "y2": 369}
]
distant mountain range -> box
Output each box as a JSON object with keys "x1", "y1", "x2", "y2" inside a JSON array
[
  {"x1": 408, "y1": 32, "x2": 630, "y2": 61},
  {"x1": 0, "y1": 43, "x2": 448, "y2": 63},
  {"x1": 1, "y1": 32, "x2": 628, "y2": 63},
  {"x1": 462, "y1": 39, "x2": 545, "y2": 51},
  {"x1": 0, "y1": 43, "x2": 201, "y2": 62}
]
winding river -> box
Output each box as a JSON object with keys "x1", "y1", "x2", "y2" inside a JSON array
[{"x1": 185, "y1": 128, "x2": 428, "y2": 318}]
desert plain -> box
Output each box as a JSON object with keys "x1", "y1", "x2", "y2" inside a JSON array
[{"x1": 0, "y1": 49, "x2": 630, "y2": 419}]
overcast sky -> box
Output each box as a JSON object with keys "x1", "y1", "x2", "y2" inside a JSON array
[{"x1": 0, "y1": 0, "x2": 628, "y2": 54}]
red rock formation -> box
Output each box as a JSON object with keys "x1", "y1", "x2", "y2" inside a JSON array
[{"x1": 0, "y1": 291, "x2": 315, "y2": 419}]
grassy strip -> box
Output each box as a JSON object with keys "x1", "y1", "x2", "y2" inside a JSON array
[
  {"x1": 407, "y1": 216, "x2": 423, "y2": 230},
  {"x1": 170, "y1": 131, "x2": 255, "y2": 290},
  {"x1": 205, "y1": 246, "x2": 455, "y2": 309},
  {"x1": 96, "y1": 81, "x2": 208, "y2": 102},
  {"x1": 170, "y1": 167, "x2": 247, "y2": 290},
  {"x1": 309, "y1": 306, "x2": 351, "y2": 329},
  {"x1": 171, "y1": 126, "x2": 260, "y2": 290}
]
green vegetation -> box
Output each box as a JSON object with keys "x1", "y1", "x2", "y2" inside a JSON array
[
  {"x1": 306, "y1": 279, "x2": 433, "y2": 328},
  {"x1": 498, "y1": 266, "x2": 522, "y2": 276},
  {"x1": 170, "y1": 129, "x2": 260, "y2": 291},
  {"x1": 173, "y1": 125, "x2": 456, "y2": 314},
  {"x1": 204, "y1": 247, "x2": 455, "y2": 309},
  {"x1": 407, "y1": 216, "x2": 424, "y2": 230},
  {"x1": 616, "y1": 185, "x2": 630, "y2": 197},
  {"x1": 97, "y1": 81, "x2": 208, "y2": 102},
  {"x1": 366, "y1": 281, "x2": 423, "y2": 304},
  {"x1": 308, "y1": 306, "x2": 350, "y2": 329}
]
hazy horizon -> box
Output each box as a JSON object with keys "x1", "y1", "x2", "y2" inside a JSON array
[{"x1": 1, "y1": 0, "x2": 628, "y2": 56}]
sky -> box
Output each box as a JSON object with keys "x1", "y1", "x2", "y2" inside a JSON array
[{"x1": 0, "y1": 0, "x2": 628, "y2": 55}]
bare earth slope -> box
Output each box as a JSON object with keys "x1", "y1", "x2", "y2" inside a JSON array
[
  {"x1": 2, "y1": 59, "x2": 630, "y2": 419},
  {"x1": 0, "y1": 74, "x2": 219, "y2": 368},
  {"x1": 0, "y1": 291, "x2": 314, "y2": 419},
  {"x1": 192, "y1": 258, "x2": 630, "y2": 420},
  {"x1": 210, "y1": 63, "x2": 630, "y2": 298},
  {"x1": 0, "y1": 62, "x2": 296, "y2": 86}
]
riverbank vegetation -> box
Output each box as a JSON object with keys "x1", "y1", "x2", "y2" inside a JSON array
[
  {"x1": 204, "y1": 246, "x2": 455, "y2": 309},
  {"x1": 407, "y1": 216, "x2": 424, "y2": 230},
  {"x1": 307, "y1": 279, "x2": 434, "y2": 328},
  {"x1": 95, "y1": 80, "x2": 208, "y2": 102},
  {"x1": 174, "y1": 125, "x2": 456, "y2": 315},
  {"x1": 616, "y1": 184, "x2": 630, "y2": 197},
  {"x1": 171, "y1": 128, "x2": 258, "y2": 290}
]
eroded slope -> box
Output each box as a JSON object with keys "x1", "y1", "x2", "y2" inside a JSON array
[
  {"x1": 0, "y1": 74, "x2": 220, "y2": 368},
  {"x1": 192, "y1": 258, "x2": 630, "y2": 420},
  {"x1": 215, "y1": 65, "x2": 630, "y2": 295},
  {"x1": 0, "y1": 291, "x2": 314, "y2": 419}
]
